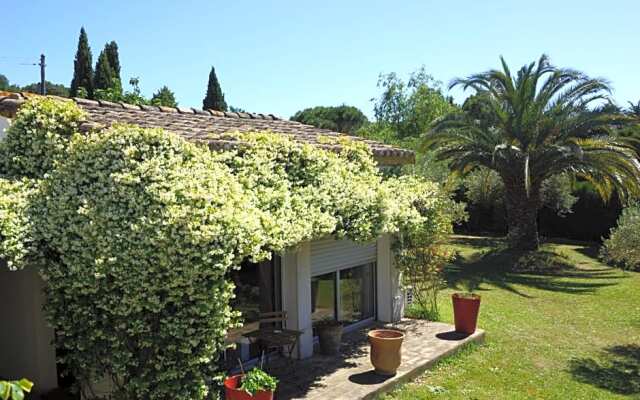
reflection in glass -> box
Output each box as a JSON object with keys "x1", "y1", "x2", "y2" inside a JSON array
[
  {"x1": 339, "y1": 264, "x2": 375, "y2": 324},
  {"x1": 311, "y1": 272, "x2": 336, "y2": 323}
]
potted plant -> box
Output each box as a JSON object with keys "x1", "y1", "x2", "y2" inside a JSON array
[
  {"x1": 224, "y1": 367, "x2": 278, "y2": 400},
  {"x1": 315, "y1": 318, "x2": 343, "y2": 355},
  {"x1": 452, "y1": 292, "x2": 481, "y2": 334},
  {"x1": 368, "y1": 329, "x2": 405, "y2": 376}
]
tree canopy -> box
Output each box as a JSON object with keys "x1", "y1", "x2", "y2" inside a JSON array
[
  {"x1": 151, "y1": 85, "x2": 178, "y2": 107},
  {"x1": 372, "y1": 67, "x2": 456, "y2": 139},
  {"x1": 202, "y1": 66, "x2": 227, "y2": 111},
  {"x1": 105, "y1": 41, "x2": 121, "y2": 83},
  {"x1": 290, "y1": 105, "x2": 368, "y2": 134},
  {"x1": 425, "y1": 55, "x2": 640, "y2": 249},
  {"x1": 21, "y1": 81, "x2": 70, "y2": 97},
  {"x1": 69, "y1": 27, "x2": 94, "y2": 98},
  {"x1": 93, "y1": 49, "x2": 116, "y2": 92}
]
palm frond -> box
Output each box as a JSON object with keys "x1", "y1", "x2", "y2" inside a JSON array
[{"x1": 424, "y1": 55, "x2": 640, "y2": 203}]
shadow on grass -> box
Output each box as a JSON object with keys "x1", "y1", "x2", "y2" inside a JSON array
[
  {"x1": 569, "y1": 345, "x2": 640, "y2": 395},
  {"x1": 445, "y1": 238, "x2": 624, "y2": 298}
]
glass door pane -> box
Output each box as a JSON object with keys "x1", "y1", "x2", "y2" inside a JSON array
[
  {"x1": 311, "y1": 272, "x2": 336, "y2": 324},
  {"x1": 339, "y1": 264, "x2": 375, "y2": 324}
]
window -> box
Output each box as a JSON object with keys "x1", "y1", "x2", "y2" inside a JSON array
[
  {"x1": 311, "y1": 272, "x2": 337, "y2": 323},
  {"x1": 311, "y1": 263, "x2": 376, "y2": 329},
  {"x1": 339, "y1": 263, "x2": 375, "y2": 324}
]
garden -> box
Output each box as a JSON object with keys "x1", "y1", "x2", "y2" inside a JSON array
[{"x1": 2, "y1": 53, "x2": 640, "y2": 400}]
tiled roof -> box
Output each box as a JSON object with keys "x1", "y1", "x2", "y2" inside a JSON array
[{"x1": 0, "y1": 92, "x2": 414, "y2": 165}]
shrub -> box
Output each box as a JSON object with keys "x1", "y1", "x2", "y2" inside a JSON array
[
  {"x1": 0, "y1": 98, "x2": 459, "y2": 400},
  {"x1": 601, "y1": 204, "x2": 640, "y2": 270},
  {"x1": 391, "y1": 176, "x2": 466, "y2": 320},
  {"x1": 0, "y1": 97, "x2": 85, "y2": 178},
  {"x1": 0, "y1": 178, "x2": 36, "y2": 270},
  {"x1": 31, "y1": 125, "x2": 265, "y2": 399}
]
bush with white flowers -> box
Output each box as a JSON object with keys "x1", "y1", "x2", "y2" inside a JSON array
[{"x1": 0, "y1": 99, "x2": 458, "y2": 400}]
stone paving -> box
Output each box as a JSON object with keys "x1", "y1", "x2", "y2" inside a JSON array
[{"x1": 267, "y1": 319, "x2": 485, "y2": 400}]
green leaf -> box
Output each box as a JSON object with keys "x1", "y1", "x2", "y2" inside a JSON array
[
  {"x1": 10, "y1": 384, "x2": 24, "y2": 400},
  {"x1": 0, "y1": 382, "x2": 10, "y2": 400},
  {"x1": 16, "y1": 380, "x2": 32, "y2": 393}
]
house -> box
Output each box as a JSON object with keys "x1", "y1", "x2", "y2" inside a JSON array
[{"x1": 0, "y1": 92, "x2": 414, "y2": 397}]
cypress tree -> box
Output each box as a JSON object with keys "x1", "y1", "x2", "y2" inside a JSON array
[
  {"x1": 70, "y1": 27, "x2": 94, "y2": 98},
  {"x1": 202, "y1": 66, "x2": 228, "y2": 111},
  {"x1": 105, "y1": 41, "x2": 122, "y2": 90},
  {"x1": 94, "y1": 50, "x2": 115, "y2": 91}
]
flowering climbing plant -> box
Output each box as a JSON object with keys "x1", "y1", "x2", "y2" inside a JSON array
[{"x1": 0, "y1": 98, "x2": 459, "y2": 400}]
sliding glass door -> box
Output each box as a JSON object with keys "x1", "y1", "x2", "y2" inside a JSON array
[
  {"x1": 339, "y1": 264, "x2": 375, "y2": 324},
  {"x1": 311, "y1": 263, "x2": 376, "y2": 328}
]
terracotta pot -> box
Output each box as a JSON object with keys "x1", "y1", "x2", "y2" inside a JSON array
[
  {"x1": 317, "y1": 321, "x2": 343, "y2": 355},
  {"x1": 224, "y1": 375, "x2": 274, "y2": 400},
  {"x1": 452, "y1": 293, "x2": 481, "y2": 334},
  {"x1": 368, "y1": 329, "x2": 405, "y2": 376}
]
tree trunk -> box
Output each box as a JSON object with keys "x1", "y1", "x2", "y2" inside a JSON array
[{"x1": 503, "y1": 176, "x2": 541, "y2": 250}]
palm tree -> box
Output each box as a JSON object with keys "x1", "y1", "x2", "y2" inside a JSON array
[
  {"x1": 627, "y1": 100, "x2": 640, "y2": 118},
  {"x1": 425, "y1": 55, "x2": 640, "y2": 250}
]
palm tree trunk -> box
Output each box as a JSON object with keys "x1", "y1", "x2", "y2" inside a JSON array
[{"x1": 503, "y1": 177, "x2": 541, "y2": 250}]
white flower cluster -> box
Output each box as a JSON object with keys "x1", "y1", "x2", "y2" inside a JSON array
[{"x1": 0, "y1": 98, "x2": 457, "y2": 399}]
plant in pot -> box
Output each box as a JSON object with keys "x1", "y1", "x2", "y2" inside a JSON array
[
  {"x1": 315, "y1": 318, "x2": 343, "y2": 355},
  {"x1": 452, "y1": 287, "x2": 481, "y2": 335},
  {"x1": 368, "y1": 329, "x2": 405, "y2": 376},
  {"x1": 224, "y1": 363, "x2": 278, "y2": 400}
]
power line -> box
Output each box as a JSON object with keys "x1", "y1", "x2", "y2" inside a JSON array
[{"x1": 0, "y1": 54, "x2": 47, "y2": 94}]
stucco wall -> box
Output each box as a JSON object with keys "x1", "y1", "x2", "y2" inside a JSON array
[
  {"x1": 0, "y1": 116, "x2": 9, "y2": 140},
  {"x1": 0, "y1": 263, "x2": 58, "y2": 396}
]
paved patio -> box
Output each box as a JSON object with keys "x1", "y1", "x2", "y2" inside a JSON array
[{"x1": 267, "y1": 319, "x2": 485, "y2": 400}]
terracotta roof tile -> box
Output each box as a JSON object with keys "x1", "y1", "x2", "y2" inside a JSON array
[{"x1": 0, "y1": 91, "x2": 414, "y2": 164}]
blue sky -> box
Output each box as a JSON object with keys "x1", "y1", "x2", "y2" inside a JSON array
[{"x1": 3, "y1": 0, "x2": 638, "y2": 118}]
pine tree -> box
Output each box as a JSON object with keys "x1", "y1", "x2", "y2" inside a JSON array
[
  {"x1": 70, "y1": 27, "x2": 94, "y2": 98},
  {"x1": 94, "y1": 50, "x2": 115, "y2": 91},
  {"x1": 151, "y1": 86, "x2": 178, "y2": 107},
  {"x1": 202, "y1": 66, "x2": 228, "y2": 111},
  {"x1": 105, "y1": 41, "x2": 122, "y2": 92}
]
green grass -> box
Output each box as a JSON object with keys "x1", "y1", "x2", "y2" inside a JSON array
[{"x1": 382, "y1": 235, "x2": 640, "y2": 400}]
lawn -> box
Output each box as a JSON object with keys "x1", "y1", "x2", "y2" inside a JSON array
[{"x1": 382, "y1": 235, "x2": 640, "y2": 400}]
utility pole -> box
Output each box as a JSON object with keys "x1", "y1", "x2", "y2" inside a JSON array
[{"x1": 39, "y1": 54, "x2": 46, "y2": 95}]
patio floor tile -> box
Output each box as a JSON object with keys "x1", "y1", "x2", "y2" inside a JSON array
[{"x1": 267, "y1": 319, "x2": 484, "y2": 400}]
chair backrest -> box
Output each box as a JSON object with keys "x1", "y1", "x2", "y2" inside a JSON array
[{"x1": 258, "y1": 311, "x2": 287, "y2": 329}]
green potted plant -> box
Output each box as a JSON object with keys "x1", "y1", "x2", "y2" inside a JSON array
[
  {"x1": 224, "y1": 364, "x2": 278, "y2": 400},
  {"x1": 315, "y1": 318, "x2": 343, "y2": 355},
  {"x1": 452, "y1": 291, "x2": 481, "y2": 335}
]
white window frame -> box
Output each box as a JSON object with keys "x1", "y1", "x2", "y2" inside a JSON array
[{"x1": 311, "y1": 261, "x2": 377, "y2": 334}]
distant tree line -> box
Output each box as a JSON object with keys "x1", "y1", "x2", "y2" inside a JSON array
[{"x1": 2, "y1": 27, "x2": 237, "y2": 111}]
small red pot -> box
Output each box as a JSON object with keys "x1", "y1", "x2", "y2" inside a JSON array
[
  {"x1": 452, "y1": 293, "x2": 481, "y2": 334},
  {"x1": 224, "y1": 375, "x2": 274, "y2": 400}
]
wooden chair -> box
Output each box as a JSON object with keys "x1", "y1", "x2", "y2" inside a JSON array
[{"x1": 243, "y1": 311, "x2": 303, "y2": 361}]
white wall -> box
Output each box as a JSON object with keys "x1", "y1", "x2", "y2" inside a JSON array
[
  {"x1": 376, "y1": 234, "x2": 404, "y2": 323},
  {"x1": 281, "y1": 242, "x2": 314, "y2": 359},
  {"x1": 0, "y1": 264, "x2": 58, "y2": 397},
  {"x1": 0, "y1": 116, "x2": 9, "y2": 140}
]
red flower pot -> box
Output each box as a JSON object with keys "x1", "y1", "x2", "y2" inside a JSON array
[
  {"x1": 452, "y1": 293, "x2": 481, "y2": 334},
  {"x1": 224, "y1": 375, "x2": 274, "y2": 400}
]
